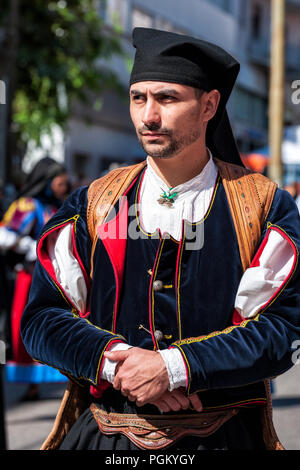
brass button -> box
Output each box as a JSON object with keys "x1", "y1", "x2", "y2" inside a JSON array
[
  {"x1": 153, "y1": 280, "x2": 164, "y2": 292},
  {"x1": 154, "y1": 330, "x2": 164, "y2": 341}
]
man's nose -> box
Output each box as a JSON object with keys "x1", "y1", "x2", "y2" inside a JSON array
[{"x1": 142, "y1": 100, "x2": 161, "y2": 127}]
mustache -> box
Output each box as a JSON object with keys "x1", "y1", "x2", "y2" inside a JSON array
[{"x1": 138, "y1": 123, "x2": 172, "y2": 135}]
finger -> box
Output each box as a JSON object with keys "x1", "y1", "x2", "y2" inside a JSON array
[
  {"x1": 114, "y1": 361, "x2": 123, "y2": 376},
  {"x1": 127, "y1": 393, "x2": 137, "y2": 402},
  {"x1": 170, "y1": 390, "x2": 190, "y2": 410},
  {"x1": 160, "y1": 394, "x2": 182, "y2": 412},
  {"x1": 189, "y1": 394, "x2": 203, "y2": 412},
  {"x1": 104, "y1": 350, "x2": 130, "y2": 362},
  {"x1": 151, "y1": 400, "x2": 171, "y2": 413},
  {"x1": 119, "y1": 379, "x2": 132, "y2": 397},
  {"x1": 112, "y1": 361, "x2": 126, "y2": 390},
  {"x1": 136, "y1": 396, "x2": 147, "y2": 407},
  {"x1": 113, "y1": 372, "x2": 122, "y2": 390}
]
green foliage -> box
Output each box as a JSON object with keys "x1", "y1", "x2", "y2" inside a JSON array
[{"x1": 0, "y1": 0, "x2": 125, "y2": 145}]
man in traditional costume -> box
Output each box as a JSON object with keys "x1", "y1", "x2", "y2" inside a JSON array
[{"x1": 21, "y1": 28, "x2": 300, "y2": 450}]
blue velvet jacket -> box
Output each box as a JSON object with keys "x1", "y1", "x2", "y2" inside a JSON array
[{"x1": 21, "y1": 167, "x2": 300, "y2": 410}]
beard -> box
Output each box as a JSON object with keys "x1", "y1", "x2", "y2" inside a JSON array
[{"x1": 137, "y1": 124, "x2": 202, "y2": 159}]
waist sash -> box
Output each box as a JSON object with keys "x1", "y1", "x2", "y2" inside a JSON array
[{"x1": 90, "y1": 403, "x2": 239, "y2": 450}]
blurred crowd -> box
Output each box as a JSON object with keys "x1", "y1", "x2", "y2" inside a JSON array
[
  {"x1": 0, "y1": 157, "x2": 71, "y2": 401},
  {"x1": 242, "y1": 126, "x2": 300, "y2": 215}
]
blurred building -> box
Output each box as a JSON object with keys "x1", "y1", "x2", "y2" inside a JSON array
[{"x1": 64, "y1": 0, "x2": 300, "y2": 182}]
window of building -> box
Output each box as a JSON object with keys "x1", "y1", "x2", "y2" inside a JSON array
[
  {"x1": 155, "y1": 17, "x2": 175, "y2": 32},
  {"x1": 233, "y1": 87, "x2": 268, "y2": 130},
  {"x1": 208, "y1": 0, "x2": 232, "y2": 14},
  {"x1": 132, "y1": 7, "x2": 153, "y2": 29},
  {"x1": 154, "y1": 17, "x2": 188, "y2": 35},
  {"x1": 105, "y1": 0, "x2": 129, "y2": 31},
  {"x1": 98, "y1": 0, "x2": 106, "y2": 19},
  {"x1": 73, "y1": 152, "x2": 90, "y2": 181},
  {"x1": 251, "y1": 4, "x2": 263, "y2": 39}
]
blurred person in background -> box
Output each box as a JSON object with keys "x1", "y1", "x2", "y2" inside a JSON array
[
  {"x1": 281, "y1": 126, "x2": 300, "y2": 214},
  {"x1": 0, "y1": 180, "x2": 4, "y2": 220},
  {"x1": 0, "y1": 157, "x2": 69, "y2": 400},
  {"x1": 282, "y1": 171, "x2": 300, "y2": 215},
  {"x1": 295, "y1": 183, "x2": 300, "y2": 214}
]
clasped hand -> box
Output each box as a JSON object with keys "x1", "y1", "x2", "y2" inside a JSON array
[{"x1": 104, "y1": 347, "x2": 202, "y2": 413}]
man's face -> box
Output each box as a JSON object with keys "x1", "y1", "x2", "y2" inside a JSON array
[{"x1": 129, "y1": 81, "x2": 213, "y2": 159}]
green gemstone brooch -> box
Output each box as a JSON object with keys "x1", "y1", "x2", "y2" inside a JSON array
[{"x1": 157, "y1": 187, "x2": 178, "y2": 207}]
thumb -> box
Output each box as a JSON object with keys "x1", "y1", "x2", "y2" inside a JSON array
[{"x1": 104, "y1": 349, "x2": 131, "y2": 362}]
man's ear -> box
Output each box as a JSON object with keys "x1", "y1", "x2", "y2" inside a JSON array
[{"x1": 202, "y1": 89, "x2": 221, "y2": 123}]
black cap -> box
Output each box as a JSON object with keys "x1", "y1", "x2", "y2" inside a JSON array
[{"x1": 130, "y1": 28, "x2": 243, "y2": 166}]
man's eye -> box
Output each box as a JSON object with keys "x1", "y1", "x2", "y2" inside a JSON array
[
  {"x1": 132, "y1": 95, "x2": 144, "y2": 102},
  {"x1": 159, "y1": 95, "x2": 176, "y2": 102}
]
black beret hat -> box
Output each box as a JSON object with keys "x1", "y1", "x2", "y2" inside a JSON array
[{"x1": 130, "y1": 28, "x2": 243, "y2": 166}]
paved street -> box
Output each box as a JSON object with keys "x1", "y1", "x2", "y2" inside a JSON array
[
  {"x1": 2, "y1": 364, "x2": 300, "y2": 450},
  {"x1": 271, "y1": 364, "x2": 300, "y2": 450},
  {"x1": 2, "y1": 380, "x2": 67, "y2": 451}
]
